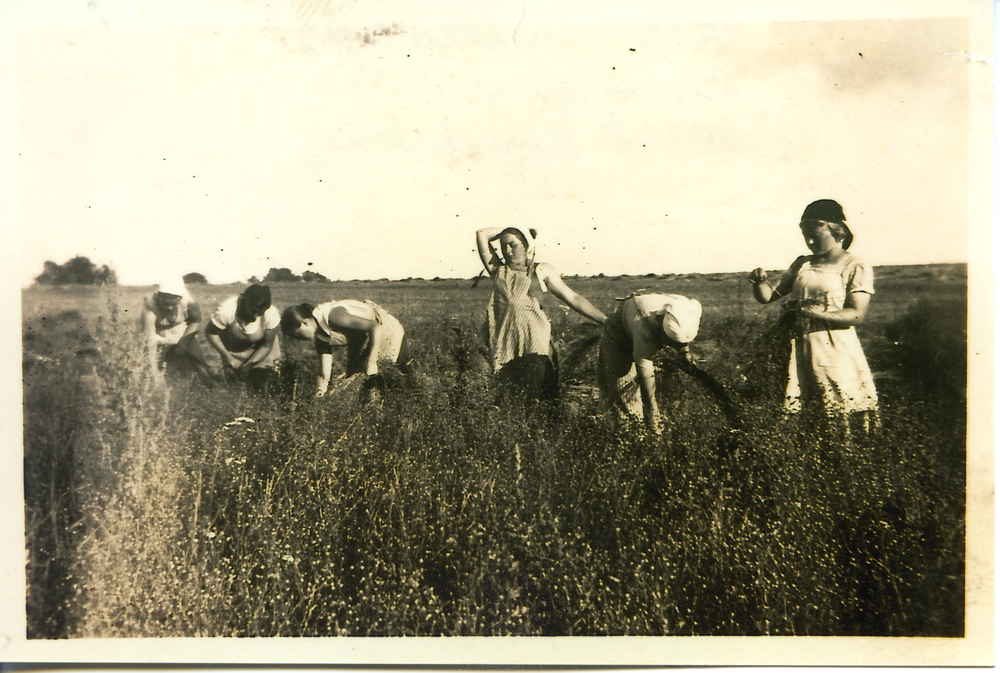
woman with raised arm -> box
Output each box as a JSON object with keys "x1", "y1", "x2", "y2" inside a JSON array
[
  {"x1": 748, "y1": 199, "x2": 878, "y2": 425},
  {"x1": 476, "y1": 226, "x2": 606, "y2": 400},
  {"x1": 205, "y1": 283, "x2": 282, "y2": 395},
  {"x1": 281, "y1": 299, "x2": 411, "y2": 397}
]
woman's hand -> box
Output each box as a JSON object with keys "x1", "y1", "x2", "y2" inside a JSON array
[{"x1": 749, "y1": 268, "x2": 782, "y2": 304}]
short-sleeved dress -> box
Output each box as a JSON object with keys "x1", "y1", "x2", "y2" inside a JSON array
[
  {"x1": 143, "y1": 292, "x2": 202, "y2": 346},
  {"x1": 485, "y1": 262, "x2": 558, "y2": 399},
  {"x1": 776, "y1": 254, "x2": 878, "y2": 414},
  {"x1": 313, "y1": 299, "x2": 406, "y2": 375},
  {"x1": 599, "y1": 293, "x2": 692, "y2": 424},
  {"x1": 210, "y1": 296, "x2": 282, "y2": 369}
]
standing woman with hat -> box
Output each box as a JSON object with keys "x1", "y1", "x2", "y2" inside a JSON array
[
  {"x1": 748, "y1": 199, "x2": 878, "y2": 423},
  {"x1": 141, "y1": 276, "x2": 215, "y2": 383},
  {"x1": 598, "y1": 292, "x2": 702, "y2": 434},
  {"x1": 205, "y1": 283, "x2": 282, "y2": 394},
  {"x1": 476, "y1": 226, "x2": 607, "y2": 400}
]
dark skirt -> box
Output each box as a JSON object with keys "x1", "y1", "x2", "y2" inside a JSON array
[{"x1": 496, "y1": 353, "x2": 559, "y2": 401}]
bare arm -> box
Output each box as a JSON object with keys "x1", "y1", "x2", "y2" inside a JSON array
[
  {"x1": 317, "y1": 352, "x2": 334, "y2": 395},
  {"x1": 327, "y1": 307, "x2": 383, "y2": 375},
  {"x1": 141, "y1": 308, "x2": 166, "y2": 375},
  {"x1": 748, "y1": 268, "x2": 782, "y2": 304},
  {"x1": 237, "y1": 326, "x2": 279, "y2": 370},
  {"x1": 205, "y1": 323, "x2": 240, "y2": 369},
  {"x1": 537, "y1": 264, "x2": 606, "y2": 324},
  {"x1": 142, "y1": 309, "x2": 165, "y2": 345},
  {"x1": 476, "y1": 228, "x2": 505, "y2": 273},
  {"x1": 635, "y1": 358, "x2": 661, "y2": 434},
  {"x1": 801, "y1": 291, "x2": 871, "y2": 327}
]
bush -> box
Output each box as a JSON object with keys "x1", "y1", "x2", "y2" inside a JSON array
[{"x1": 34, "y1": 256, "x2": 116, "y2": 286}]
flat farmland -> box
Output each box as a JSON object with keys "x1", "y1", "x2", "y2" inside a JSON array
[{"x1": 22, "y1": 264, "x2": 967, "y2": 636}]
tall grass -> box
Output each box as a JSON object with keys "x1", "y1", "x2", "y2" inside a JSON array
[{"x1": 23, "y1": 267, "x2": 966, "y2": 637}]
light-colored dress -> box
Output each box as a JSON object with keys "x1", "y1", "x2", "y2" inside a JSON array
[
  {"x1": 599, "y1": 293, "x2": 693, "y2": 424},
  {"x1": 313, "y1": 300, "x2": 405, "y2": 370},
  {"x1": 776, "y1": 254, "x2": 878, "y2": 414},
  {"x1": 486, "y1": 263, "x2": 552, "y2": 373},
  {"x1": 210, "y1": 296, "x2": 282, "y2": 369}
]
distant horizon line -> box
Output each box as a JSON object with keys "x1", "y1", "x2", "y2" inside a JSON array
[{"x1": 22, "y1": 261, "x2": 968, "y2": 289}]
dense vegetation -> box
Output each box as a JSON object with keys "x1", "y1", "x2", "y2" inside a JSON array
[
  {"x1": 23, "y1": 265, "x2": 966, "y2": 637},
  {"x1": 33, "y1": 256, "x2": 117, "y2": 286}
]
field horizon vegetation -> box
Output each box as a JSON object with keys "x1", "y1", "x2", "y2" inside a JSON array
[{"x1": 23, "y1": 263, "x2": 967, "y2": 637}]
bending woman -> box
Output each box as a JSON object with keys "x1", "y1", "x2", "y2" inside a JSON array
[
  {"x1": 205, "y1": 283, "x2": 282, "y2": 394},
  {"x1": 141, "y1": 276, "x2": 215, "y2": 383},
  {"x1": 599, "y1": 293, "x2": 702, "y2": 434},
  {"x1": 748, "y1": 199, "x2": 878, "y2": 422},
  {"x1": 281, "y1": 299, "x2": 411, "y2": 396},
  {"x1": 476, "y1": 226, "x2": 606, "y2": 400}
]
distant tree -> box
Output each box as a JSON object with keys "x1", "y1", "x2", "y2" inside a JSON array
[
  {"x1": 301, "y1": 270, "x2": 330, "y2": 283},
  {"x1": 34, "y1": 256, "x2": 117, "y2": 286},
  {"x1": 247, "y1": 276, "x2": 261, "y2": 284},
  {"x1": 183, "y1": 272, "x2": 208, "y2": 285},
  {"x1": 262, "y1": 267, "x2": 300, "y2": 283}
]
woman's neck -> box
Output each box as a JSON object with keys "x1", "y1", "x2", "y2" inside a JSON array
[{"x1": 812, "y1": 247, "x2": 847, "y2": 264}]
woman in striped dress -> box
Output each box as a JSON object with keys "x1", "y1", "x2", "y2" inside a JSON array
[
  {"x1": 476, "y1": 226, "x2": 606, "y2": 400},
  {"x1": 281, "y1": 299, "x2": 411, "y2": 396}
]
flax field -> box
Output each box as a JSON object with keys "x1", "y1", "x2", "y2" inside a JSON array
[{"x1": 22, "y1": 264, "x2": 967, "y2": 637}]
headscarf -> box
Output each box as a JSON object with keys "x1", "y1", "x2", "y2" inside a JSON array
[
  {"x1": 501, "y1": 226, "x2": 537, "y2": 262},
  {"x1": 156, "y1": 276, "x2": 187, "y2": 297},
  {"x1": 661, "y1": 296, "x2": 702, "y2": 344}
]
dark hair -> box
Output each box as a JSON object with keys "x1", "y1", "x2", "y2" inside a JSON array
[
  {"x1": 240, "y1": 283, "x2": 272, "y2": 313},
  {"x1": 499, "y1": 227, "x2": 537, "y2": 248},
  {"x1": 281, "y1": 303, "x2": 315, "y2": 335}
]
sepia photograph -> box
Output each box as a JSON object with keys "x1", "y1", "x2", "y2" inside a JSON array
[{"x1": 2, "y1": 0, "x2": 993, "y2": 665}]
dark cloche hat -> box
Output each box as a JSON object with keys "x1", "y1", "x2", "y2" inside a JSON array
[
  {"x1": 801, "y1": 199, "x2": 846, "y2": 223},
  {"x1": 801, "y1": 199, "x2": 853, "y2": 250}
]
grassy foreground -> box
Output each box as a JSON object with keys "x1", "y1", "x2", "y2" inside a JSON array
[{"x1": 23, "y1": 265, "x2": 966, "y2": 636}]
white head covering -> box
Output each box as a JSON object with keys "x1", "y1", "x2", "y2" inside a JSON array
[
  {"x1": 157, "y1": 276, "x2": 187, "y2": 297},
  {"x1": 504, "y1": 226, "x2": 536, "y2": 262},
  {"x1": 661, "y1": 296, "x2": 702, "y2": 344}
]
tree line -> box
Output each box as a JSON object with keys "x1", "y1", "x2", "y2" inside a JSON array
[{"x1": 33, "y1": 258, "x2": 331, "y2": 286}]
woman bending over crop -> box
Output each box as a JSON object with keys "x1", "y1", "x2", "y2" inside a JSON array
[
  {"x1": 141, "y1": 276, "x2": 215, "y2": 383},
  {"x1": 205, "y1": 283, "x2": 282, "y2": 394},
  {"x1": 598, "y1": 292, "x2": 702, "y2": 434},
  {"x1": 748, "y1": 199, "x2": 878, "y2": 424},
  {"x1": 476, "y1": 226, "x2": 606, "y2": 400},
  {"x1": 281, "y1": 299, "x2": 411, "y2": 396}
]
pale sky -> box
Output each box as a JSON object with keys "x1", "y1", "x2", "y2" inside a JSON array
[{"x1": 9, "y1": 1, "x2": 989, "y2": 285}]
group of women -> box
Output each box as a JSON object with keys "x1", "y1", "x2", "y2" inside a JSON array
[{"x1": 142, "y1": 199, "x2": 879, "y2": 430}]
